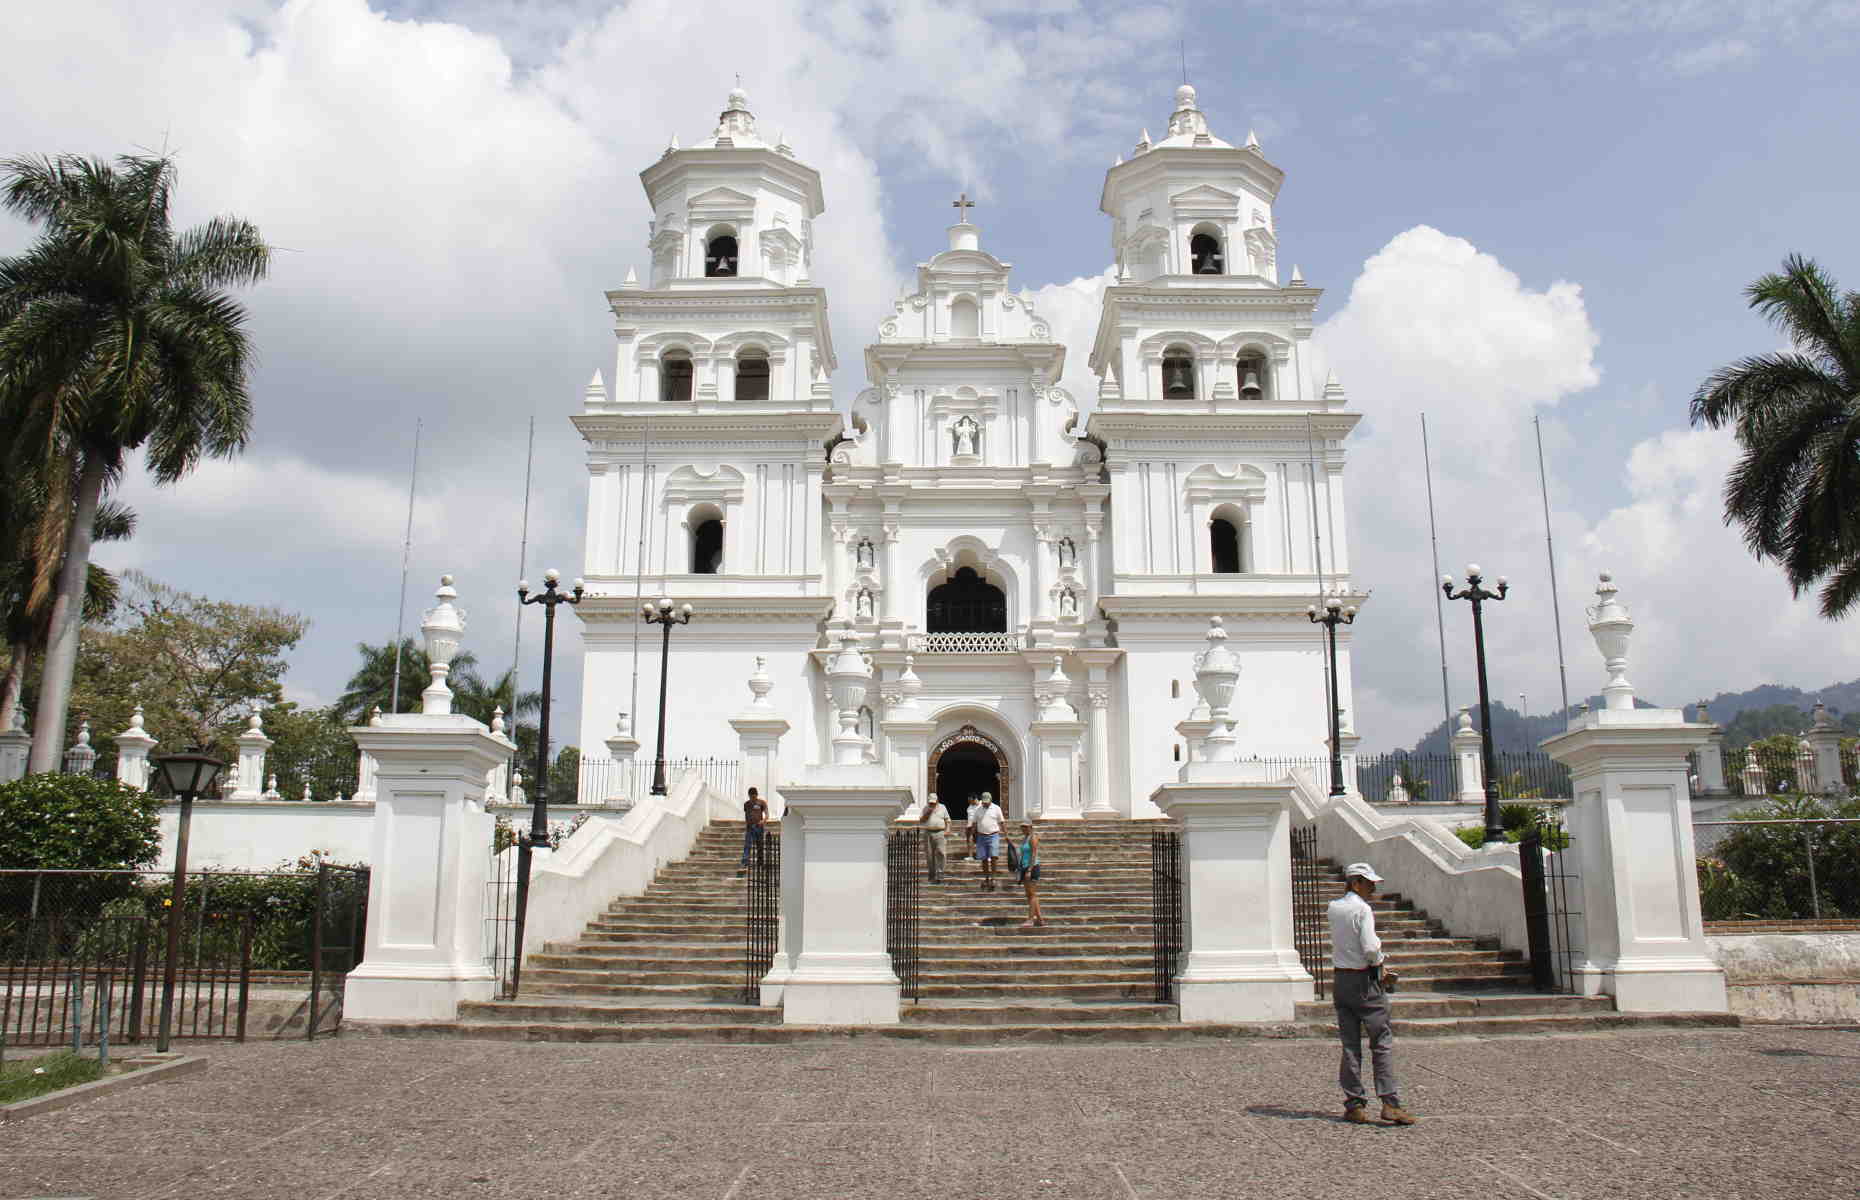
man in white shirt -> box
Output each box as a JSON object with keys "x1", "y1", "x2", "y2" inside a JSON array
[
  {"x1": 969, "y1": 792, "x2": 1004, "y2": 891},
  {"x1": 920, "y1": 792, "x2": 950, "y2": 883},
  {"x1": 1327, "y1": 862, "x2": 1416, "y2": 1126}
]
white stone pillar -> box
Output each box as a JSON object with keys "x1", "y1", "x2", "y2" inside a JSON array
[
  {"x1": 114, "y1": 706, "x2": 158, "y2": 791},
  {"x1": 603, "y1": 711, "x2": 642, "y2": 807},
  {"x1": 1694, "y1": 701, "x2": 1728, "y2": 795},
  {"x1": 1805, "y1": 702, "x2": 1843, "y2": 795},
  {"x1": 1031, "y1": 718, "x2": 1085, "y2": 820},
  {"x1": 879, "y1": 521, "x2": 901, "y2": 627},
  {"x1": 776, "y1": 769, "x2": 910, "y2": 1025},
  {"x1": 229, "y1": 712, "x2": 272, "y2": 801},
  {"x1": 355, "y1": 707, "x2": 382, "y2": 803},
  {"x1": 0, "y1": 708, "x2": 30, "y2": 784},
  {"x1": 346, "y1": 575, "x2": 508, "y2": 1024},
  {"x1": 1541, "y1": 574, "x2": 1728, "y2": 1014},
  {"x1": 1083, "y1": 685, "x2": 1118, "y2": 818},
  {"x1": 732, "y1": 657, "x2": 790, "y2": 818},
  {"x1": 1154, "y1": 771, "x2": 1313, "y2": 1021},
  {"x1": 62, "y1": 719, "x2": 98, "y2": 776},
  {"x1": 1451, "y1": 707, "x2": 1484, "y2": 802}
]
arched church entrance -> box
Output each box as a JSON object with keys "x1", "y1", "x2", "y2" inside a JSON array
[{"x1": 928, "y1": 723, "x2": 1013, "y2": 821}]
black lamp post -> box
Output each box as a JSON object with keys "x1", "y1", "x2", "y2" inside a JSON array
[
  {"x1": 509, "y1": 569, "x2": 581, "y2": 997},
  {"x1": 640, "y1": 596, "x2": 693, "y2": 795},
  {"x1": 151, "y1": 748, "x2": 227, "y2": 1053},
  {"x1": 1444, "y1": 564, "x2": 1509, "y2": 843},
  {"x1": 1307, "y1": 595, "x2": 1357, "y2": 797}
]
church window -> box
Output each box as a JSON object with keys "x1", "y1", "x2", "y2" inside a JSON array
[
  {"x1": 858, "y1": 706, "x2": 875, "y2": 742},
  {"x1": 735, "y1": 348, "x2": 770, "y2": 402},
  {"x1": 1211, "y1": 506, "x2": 1248, "y2": 574},
  {"x1": 1171, "y1": 680, "x2": 1180, "y2": 700},
  {"x1": 927, "y1": 566, "x2": 1006, "y2": 633},
  {"x1": 704, "y1": 228, "x2": 739, "y2": 277},
  {"x1": 1162, "y1": 346, "x2": 1196, "y2": 399},
  {"x1": 950, "y1": 296, "x2": 979, "y2": 339},
  {"x1": 1237, "y1": 351, "x2": 1269, "y2": 401},
  {"x1": 1173, "y1": 744, "x2": 1181, "y2": 762},
  {"x1": 660, "y1": 350, "x2": 693, "y2": 403},
  {"x1": 690, "y1": 507, "x2": 724, "y2": 573},
  {"x1": 1190, "y1": 227, "x2": 1224, "y2": 275}
]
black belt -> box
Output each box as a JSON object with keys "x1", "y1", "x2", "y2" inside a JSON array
[{"x1": 1335, "y1": 965, "x2": 1380, "y2": 973}]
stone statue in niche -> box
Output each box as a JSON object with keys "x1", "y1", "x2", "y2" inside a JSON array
[
  {"x1": 855, "y1": 538, "x2": 875, "y2": 571},
  {"x1": 952, "y1": 416, "x2": 979, "y2": 458},
  {"x1": 855, "y1": 588, "x2": 875, "y2": 621},
  {"x1": 1058, "y1": 586, "x2": 1079, "y2": 619},
  {"x1": 1056, "y1": 536, "x2": 1076, "y2": 568}
]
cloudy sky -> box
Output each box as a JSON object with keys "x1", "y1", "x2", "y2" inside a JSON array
[{"x1": 4, "y1": 0, "x2": 1859, "y2": 753}]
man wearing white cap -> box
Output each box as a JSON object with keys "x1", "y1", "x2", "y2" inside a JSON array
[{"x1": 1328, "y1": 862, "x2": 1417, "y2": 1126}]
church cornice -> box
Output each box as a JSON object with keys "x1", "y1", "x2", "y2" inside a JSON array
[
  {"x1": 1099, "y1": 590, "x2": 1370, "y2": 622},
  {"x1": 576, "y1": 593, "x2": 834, "y2": 624},
  {"x1": 1087, "y1": 412, "x2": 1360, "y2": 442},
  {"x1": 606, "y1": 287, "x2": 837, "y2": 370},
  {"x1": 573, "y1": 412, "x2": 841, "y2": 446}
]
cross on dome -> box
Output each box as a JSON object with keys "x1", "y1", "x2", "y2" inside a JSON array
[{"x1": 952, "y1": 192, "x2": 975, "y2": 221}]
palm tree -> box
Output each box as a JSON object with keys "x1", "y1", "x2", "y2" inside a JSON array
[
  {"x1": 0, "y1": 459, "x2": 135, "y2": 731},
  {"x1": 336, "y1": 639, "x2": 481, "y2": 724},
  {"x1": 1691, "y1": 255, "x2": 1860, "y2": 617},
  {"x1": 0, "y1": 153, "x2": 268, "y2": 771},
  {"x1": 453, "y1": 665, "x2": 543, "y2": 762}
]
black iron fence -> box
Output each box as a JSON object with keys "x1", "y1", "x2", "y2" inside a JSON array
[
  {"x1": 267, "y1": 743, "x2": 363, "y2": 803},
  {"x1": 485, "y1": 845, "x2": 518, "y2": 999},
  {"x1": 1710, "y1": 746, "x2": 1856, "y2": 799},
  {"x1": 1243, "y1": 751, "x2": 1573, "y2": 803},
  {"x1": 1289, "y1": 825, "x2": 1330, "y2": 999},
  {"x1": 886, "y1": 828, "x2": 921, "y2": 1003},
  {"x1": 571, "y1": 756, "x2": 740, "y2": 807},
  {"x1": 743, "y1": 830, "x2": 780, "y2": 1004},
  {"x1": 0, "y1": 866, "x2": 367, "y2": 1049},
  {"x1": 1150, "y1": 830, "x2": 1182, "y2": 1004},
  {"x1": 1697, "y1": 817, "x2": 1860, "y2": 921},
  {"x1": 1519, "y1": 830, "x2": 1581, "y2": 993}
]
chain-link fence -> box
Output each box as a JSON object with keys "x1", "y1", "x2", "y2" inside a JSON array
[{"x1": 1696, "y1": 818, "x2": 1860, "y2": 923}]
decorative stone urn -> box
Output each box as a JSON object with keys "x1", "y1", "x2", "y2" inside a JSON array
[
  {"x1": 420, "y1": 576, "x2": 466, "y2": 715},
  {"x1": 825, "y1": 629, "x2": 873, "y2": 766},
  {"x1": 1585, "y1": 572, "x2": 1634, "y2": 711},
  {"x1": 1191, "y1": 617, "x2": 1240, "y2": 762}
]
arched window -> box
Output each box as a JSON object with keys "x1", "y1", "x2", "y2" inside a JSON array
[
  {"x1": 858, "y1": 706, "x2": 875, "y2": 742},
  {"x1": 690, "y1": 506, "x2": 724, "y2": 573},
  {"x1": 660, "y1": 350, "x2": 693, "y2": 403},
  {"x1": 950, "y1": 296, "x2": 979, "y2": 339},
  {"x1": 1162, "y1": 345, "x2": 1196, "y2": 399},
  {"x1": 735, "y1": 348, "x2": 770, "y2": 402},
  {"x1": 927, "y1": 566, "x2": 1006, "y2": 633},
  {"x1": 1236, "y1": 351, "x2": 1269, "y2": 401},
  {"x1": 1190, "y1": 228, "x2": 1224, "y2": 275},
  {"x1": 1211, "y1": 518, "x2": 1243, "y2": 574},
  {"x1": 704, "y1": 229, "x2": 738, "y2": 277}
]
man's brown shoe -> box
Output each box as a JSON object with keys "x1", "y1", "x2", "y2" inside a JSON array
[
  {"x1": 1380, "y1": 1103, "x2": 1418, "y2": 1126},
  {"x1": 1343, "y1": 1106, "x2": 1374, "y2": 1125}
]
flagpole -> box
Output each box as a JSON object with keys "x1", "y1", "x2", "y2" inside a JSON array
[
  {"x1": 511, "y1": 412, "x2": 535, "y2": 692},
  {"x1": 1421, "y1": 413, "x2": 1451, "y2": 730},
  {"x1": 1534, "y1": 415, "x2": 1571, "y2": 718},
  {"x1": 388, "y1": 419, "x2": 422, "y2": 714}
]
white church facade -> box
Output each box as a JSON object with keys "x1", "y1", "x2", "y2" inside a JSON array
[{"x1": 571, "y1": 85, "x2": 1362, "y2": 820}]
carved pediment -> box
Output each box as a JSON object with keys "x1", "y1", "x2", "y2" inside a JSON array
[
  {"x1": 1170, "y1": 183, "x2": 1241, "y2": 208},
  {"x1": 689, "y1": 185, "x2": 757, "y2": 209}
]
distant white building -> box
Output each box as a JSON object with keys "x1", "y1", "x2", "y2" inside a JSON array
[{"x1": 573, "y1": 85, "x2": 1362, "y2": 819}]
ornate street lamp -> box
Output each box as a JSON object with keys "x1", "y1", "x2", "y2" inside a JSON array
[
  {"x1": 151, "y1": 747, "x2": 227, "y2": 1053},
  {"x1": 640, "y1": 597, "x2": 694, "y2": 794},
  {"x1": 510, "y1": 569, "x2": 581, "y2": 996},
  {"x1": 1307, "y1": 596, "x2": 1357, "y2": 796},
  {"x1": 1444, "y1": 564, "x2": 1509, "y2": 843}
]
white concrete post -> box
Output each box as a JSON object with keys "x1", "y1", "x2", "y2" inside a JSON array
[
  {"x1": 1451, "y1": 707, "x2": 1484, "y2": 802},
  {"x1": 1795, "y1": 738, "x2": 1818, "y2": 794},
  {"x1": 1078, "y1": 649, "x2": 1120, "y2": 818},
  {"x1": 229, "y1": 712, "x2": 273, "y2": 800},
  {"x1": 113, "y1": 706, "x2": 158, "y2": 791},
  {"x1": 1740, "y1": 756, "x2": 1767, "y2": 798},
  {"x1": 1030, "y1": 656, "x2": 1084, "y2": 820},
  {"x1": 1805, "y1": 703, "x2": 1842, "y2": 794},
  {"x1": 355, "y1": 707, "x2": 382, "y2": 803},
  {"x1": 63, "y1": 719, "x2": 98, "y2": 776},
  {"x1": 346, "y1": 575, "x2": 509, "y2": 1024},
  {"x1": 0, "y1": 708, "x2": 31, "y2": 784},
  {"x1": 879, "y1": 522, "x2": 901, "y2": 629},
  {"x1": 1694, "y1": 701, "x2": 1728, "y2": 795},
  {"x1": 1151, "y1": 619, "x2": 1312, "y2": 1021},
  {"x1": 731, "y1": 657, "x2": 790, "y2": 817},
  {"x1": 879, "y1": 655, "x2": 932, "y2": 813},
  {"x1": 1541, "y1": 573, "x2": 1728, "y2": 1014},
  {"x1": 603, "y1": 710, "x2": 642, "y2": 806}
]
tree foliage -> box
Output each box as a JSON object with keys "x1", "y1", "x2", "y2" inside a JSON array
[
  {"x1": 0, "y1": 773, "x2": 162, "y2": 870},
  {"x1": 1698, "y1": 794, "x2": 1860, "y2": 920},
  {"x1": 1690, "y1": 254, "x2": 1860, "y2": 618},
  {"x1": 0, "y1": 152, "x2": 269, "y2": 771},
  {"x1": 67, "y1": 569, "x2": 306, "y2": 762}
]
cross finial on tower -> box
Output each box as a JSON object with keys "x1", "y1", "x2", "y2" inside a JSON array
[
  {"x1": 952, "y1": 192, "x2": 975, "y2": 221},
  {"x1": 1181, "y1": 39, "x2": 1188, "y2": 84}
]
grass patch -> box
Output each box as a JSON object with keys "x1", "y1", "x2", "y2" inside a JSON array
[{"x1": 0, "y1": 1050, "x2": 105, "y2": 1104}]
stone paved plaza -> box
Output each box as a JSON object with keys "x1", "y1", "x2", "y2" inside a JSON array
[{"x1": 2, "y1": 1026, "x2": 1856, "y2": 1199}]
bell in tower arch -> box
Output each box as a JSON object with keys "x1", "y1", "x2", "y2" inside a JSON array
[
  {"x1": 1161, "y1": 348, "x2": 1196, "y2": 399},
  {"x1": 1240, "y1": 371, "x2": 1262, "y2": 399},
  {"x1": 1190, "y1": 232, "x2": 1224, "y2": 275}
]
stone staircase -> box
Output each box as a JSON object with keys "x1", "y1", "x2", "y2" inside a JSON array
[{"x1": 433, "y1": 820, "x2": 1735, "y2": 1043}]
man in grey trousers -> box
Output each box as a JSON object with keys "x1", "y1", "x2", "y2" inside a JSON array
[{"x1": 1327, "y1": 862, "x2": 1417, "y2": 1126}]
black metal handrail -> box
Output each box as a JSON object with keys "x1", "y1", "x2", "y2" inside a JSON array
[
  {"x1": 886, "y1": 828, "x2": 922, "y2": 1002},
  {"x1": 1290, "y1": 825, "x2": 1330, "y2": 999},
  {"x1": 743, "y1": 830, "x2": 781, "y2": 1004},
  {"x1": 1150, "y1": 830, "x2": 1182, "y2": 1003}
]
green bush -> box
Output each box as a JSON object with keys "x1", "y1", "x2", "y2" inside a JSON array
[
  {"x1": 1698, "y1": 795, "x2": 1860, "y2": 919},
  {"x1": 1453, "y1": 806, "x2": 1570, "y2": 851},
  {"x1": 0, "y1": 773, "x2": 163, "y2": 870}
]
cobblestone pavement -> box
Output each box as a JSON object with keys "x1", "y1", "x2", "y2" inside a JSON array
[{"x1": 2, "y1": 1025, "x2": 1856, "y2": 1199}]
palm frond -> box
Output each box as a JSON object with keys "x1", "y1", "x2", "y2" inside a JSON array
[
  {"x1": 169, "y1": 217, "x2": 270, "y2": 288},
  {"x1": 1814, "y1": 555, "x2": 1860, "y2": 620},
  {"x1": 1745, "y1": 255, "x2": 1860, "y2": 383}
]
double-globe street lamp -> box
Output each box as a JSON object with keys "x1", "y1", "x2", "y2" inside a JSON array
[
  {"x1": 640, "y1": 598, "x2": 694, "y2": 795},
  {"x1": 151, "y1": 748, "x2": 228, "y2": 1053},
  {"x1": 509, "y1": 569, "x2": 582, "y2": 997},
  {"x1": 1443, "y1": 564, "x2": 1509, "y2": 843},
  {"x1": 1307, "y1": 596, "x2": 1357, "y2": 797}
]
